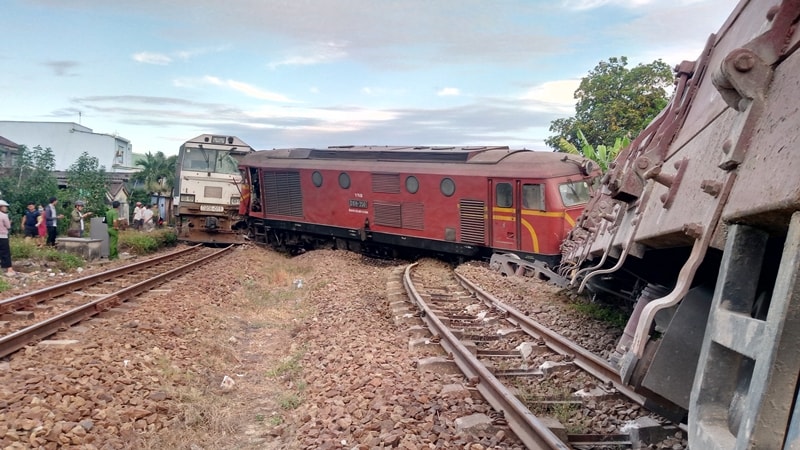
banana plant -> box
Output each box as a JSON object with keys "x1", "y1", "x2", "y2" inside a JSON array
[{"x1": 557, "y1": 129, "x2": 629, "y2": 172}]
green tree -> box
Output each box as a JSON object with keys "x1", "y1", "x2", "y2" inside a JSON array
[
  {"x1": 557, "y1": 129, "x2": 630, "y2": 172},
  {"x1": 0, "y1": 145, "x2": 60, "y2": 227},
  {"x1": 546, "y1": 56, "x2": 673, "y2": 151},
  {"x1": 132, "y1": 151, "x2": 176, "y2": 195},
  {"x1": 65, "y1": 152, "x2": 108, "y2": 218}
]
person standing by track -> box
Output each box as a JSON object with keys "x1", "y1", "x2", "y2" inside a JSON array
[
  {"x1": 105, "y1": 201, "x2": 121, "y2": 260},
  {"x1": 44, "y1": 197, "x2": 64, "y2": 247},
  {"x1": 36, "y1": 204, "x2": 46, "y2": 247},
  {"x1": 68, "y1": 201, "x2": 92, "y2": 238},
  {"x1": 132, "y1": 201, "x2": 144, "y2": 231},
  {"x1": 0, "y1": 200, "x2": 15, "y2": 276},
  {"x1": 22, "y1": 202, "x2": 40, "y2": 241}
]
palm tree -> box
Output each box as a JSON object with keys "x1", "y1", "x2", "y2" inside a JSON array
[{"x1": 133, "y1": 151, "x2": 177, "y2": 195}]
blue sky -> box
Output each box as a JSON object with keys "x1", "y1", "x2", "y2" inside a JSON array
[{"x1": 2, "y1": 0, "x2": 739, "y2": 156}]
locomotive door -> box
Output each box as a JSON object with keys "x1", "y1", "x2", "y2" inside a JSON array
[{"x1": 490, "y1": 179, "x2": 520, "y2": 251}]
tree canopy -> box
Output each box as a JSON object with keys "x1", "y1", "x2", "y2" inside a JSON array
[
  {"x1": 132, "y1": 151, "x2": 177, "y2": 195},
  {"x1": 546, "y1": 56, "x2": 673, "y2": 152},
  {"x1": 0, "y1": 145, "x2": 60, "y2": 219},
  {"x1": 65, "y1": 152, "x2": 108, "y2": 218}
]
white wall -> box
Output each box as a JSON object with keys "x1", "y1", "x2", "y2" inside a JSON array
[{"x1": 0, "y1": 121, "x2": 134, "y2": 172}]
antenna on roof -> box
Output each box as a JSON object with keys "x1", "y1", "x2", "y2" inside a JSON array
[{"x1": 78, "y1": 111, "x2": 82, "y2": 124}]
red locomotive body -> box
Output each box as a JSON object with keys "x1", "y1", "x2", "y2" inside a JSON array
[{"x1": 239, "y1": 145, "x2": 596, "y2": 263}]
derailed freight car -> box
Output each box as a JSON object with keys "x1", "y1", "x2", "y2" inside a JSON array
[
  {"x1": 561, "y1": 1, "x2": 800, "y2": 448},
  {"x1": 238, "y1": 145, "x2": 598, "y2": 263}
]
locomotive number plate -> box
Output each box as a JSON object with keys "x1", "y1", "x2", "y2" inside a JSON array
[
  {"x1": 349, "y1": 199, "x2": 368, "y2": 209},
  {"x1": 200, "y1": 205, "x2": 225, "y2": 212}
]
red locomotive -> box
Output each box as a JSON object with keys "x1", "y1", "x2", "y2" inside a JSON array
[{"x1": 238, "y1": 145, "x2": 597, "y2": 263}]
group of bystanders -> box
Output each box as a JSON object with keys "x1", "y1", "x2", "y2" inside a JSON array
[{"x1": 0, "y1": 198, "x2": 123, "y2": 277}]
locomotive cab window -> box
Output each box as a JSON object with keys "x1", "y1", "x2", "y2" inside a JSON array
[
  {"x1": 559, "y1": 180, "x2": 591, "y2": 207},
  {"x1": 440, "y1": 178, "x2": 455, "y2": 197},
  {"x1": 496, "y1": 183, "x2": 513, "y2": 208},
  {"x1": 339, "y1": 172, "x2": 351, "y2": 189},
  {"x1": 522, "y1": 184, "x2": 544, "y2": 210}
]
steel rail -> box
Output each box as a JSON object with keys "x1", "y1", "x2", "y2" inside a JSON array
[
  {"x1": 0, "y1": 246, "x2": 232, "y2": 358},
  {"x1": 0, "y1": 245, "x2": 204, "y2": 314},
  {"x1": 403, "y1": 263, "x2": 570, "y2": 450},
  {"x1": 454, "y1": 271, "x2": 647, "y2": 406}
]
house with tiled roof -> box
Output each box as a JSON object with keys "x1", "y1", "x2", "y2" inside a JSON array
[{"x1": 0, "y1": 135, "x2": 20, "y2": 169}]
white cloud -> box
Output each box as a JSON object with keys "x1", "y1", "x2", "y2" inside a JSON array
[
  {"x1": 247, "y1": 104, "x2": 398, "y2": 133},
  {"x1": 174, "y1": 45, "x2": 229, "y2": 61},
  {"x1": 203, "y1": 76, "x2": 295, "y2": 103},
  {"x1": 132, "y1": 52, "x2": 172, "y2": 65},
  {"x1": 134, "y1": 47, "x2": 228, "y2": 65},
  {"x1": 520, "y1": 79, "x2": 580, "y2": 114},
  {"x1": 174, "y1": 76, "x2": 296, "y2": 102},
  {"x1": 437, "y1": 87, "x2": 461, "y2": 97},
  {"x1": 361, "y1": 87, "x2": 374, "y2": 95},
  {"x1": 268, "y1": 41, "x2": 348, "y2": 69},
  {"x1": 560, "y1": 0, "x2": 655, "y2": 9}
]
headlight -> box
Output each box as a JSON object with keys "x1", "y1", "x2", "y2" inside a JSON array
[
  {"x1": 180, "y1": 194, "x2": 196, "y2": 202},
  {"x1": 230, "y1": 196, "x2": 240, "y2": 205}
]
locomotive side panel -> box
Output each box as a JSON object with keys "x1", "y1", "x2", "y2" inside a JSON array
[{"x1": 241, "y1": 147, "x2": 597, "y2": 260}]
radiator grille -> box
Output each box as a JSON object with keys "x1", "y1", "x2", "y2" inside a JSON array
[
  {"x1": 204, "y1": 186, "x2": 223, "y2": 198},
  {"x1": 372, "y1": 173, "x2": 401, "y2": 193},
  {"x1": 263, "y1": 171, "x2": 303, "y2": 217},
  {"x1": 459, "y1": 199, "x2": 485, "y2": 245},
  {"x1": 402, "y1": 202, "x2": 424, "y2": 230},
  {"x1": 374, "y1": 201, "x2": 401, "y2": 228}
]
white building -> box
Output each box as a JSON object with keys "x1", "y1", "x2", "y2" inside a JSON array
[{"x1": 0, "y1": 121, "x2": 134, "y2": 172}]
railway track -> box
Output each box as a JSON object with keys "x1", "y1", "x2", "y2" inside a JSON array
[
  {"x1": 0, "y1": 245, "x2": 233, "y2": 358},
  {"x1": 398, "y1": 260, "x2": 681, "y2": 449}
]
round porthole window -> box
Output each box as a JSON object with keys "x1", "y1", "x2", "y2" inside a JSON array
[
  {"x1": 440, "y1": 177, "x2": 455, "y2": 197},
  {"x1": 406, "y1": 176, "x2": 419, "y2": 194},
  {"x1": 312, "y1": 171, "x2": 323, "y2": 187},
  {"x1": 338, "y1": 172, "x2": 351, "y2": 189}
]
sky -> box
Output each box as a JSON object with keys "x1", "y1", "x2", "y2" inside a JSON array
[{"x1": 2, "y1": 0, "x2": 740, "y2": 156}]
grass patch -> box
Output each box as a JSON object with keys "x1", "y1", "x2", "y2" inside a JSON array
[
  {"x1": 119, "y1": 229, "x2": 178, "y2": 255},
  {"x1": 10, "y1": 238, "x2": 85, "y2": 271},
  {"x1": 266, "y1": 351, "x2": 305, "y2": 381},
  {"x1": 569, "y1": 301, "x2": 628, "y2": 329},
  {"x1": 516, "y1": 380, "x2": 587, "y2": 434},
  {"x1": 0, "y1": 277, "x2": 10, "y2": 292},
  {"x1": 277, "y1": 393, "x2": 302, "y2": 410}
]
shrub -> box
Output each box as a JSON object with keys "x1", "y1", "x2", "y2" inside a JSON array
[
  {"x1": 119, "y1": 228, "x2": 178, "y2": 255},
  {"x1": 9, "y1": 237, "x2": 85, "y2": 271},
  {"x1": 10, "y1": 238, "x2": 36, "y2": 260},
  {"x1": 40, "y1": 247, "x2": 85, "y2": 271}
]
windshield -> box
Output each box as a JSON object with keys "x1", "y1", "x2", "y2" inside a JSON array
[
  {"x1": 559, "y1": 180, "x2": 591, "y2": 207},
  {"x1": 182, "y1": 148, "x2": 240, "y2": 174}
]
